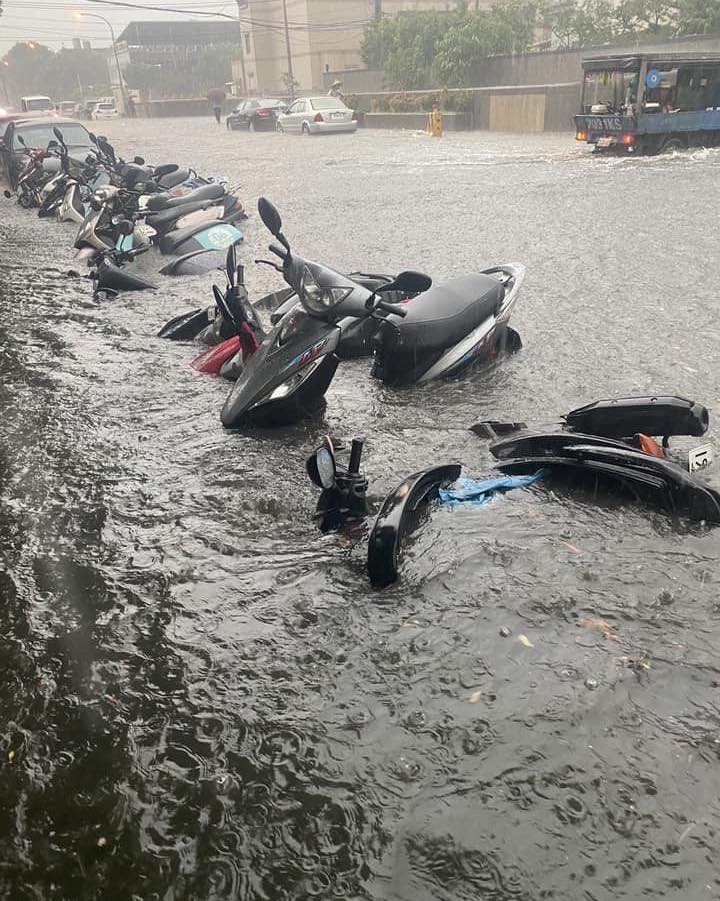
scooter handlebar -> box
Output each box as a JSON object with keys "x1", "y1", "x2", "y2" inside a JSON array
[{"x1": 377, "y1": 300, "x2": 408, "y2": 318}]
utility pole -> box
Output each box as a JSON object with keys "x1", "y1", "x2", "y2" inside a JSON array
[
  {"x1": 374, "y1": 0, "x2": 382, "y2": 19},
  {"x1": 280, "y1": 0, "x2": 295, "y2": 100},
  {"x1": 236, "y1": 0, "x2": 248, "y2": 96}
]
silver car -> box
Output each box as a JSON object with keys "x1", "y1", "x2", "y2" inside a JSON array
[{"x1": 277, "y1": 97, "x2": 357, "y2": 135}]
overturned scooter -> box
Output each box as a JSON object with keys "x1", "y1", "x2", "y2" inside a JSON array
[{"x1": 305, "y1": 396, "x2": 720, "y2": 589}]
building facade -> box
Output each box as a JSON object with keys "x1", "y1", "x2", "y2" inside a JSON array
[{"x1": 238, "y1": 0, "x2": 459, "y2": 95}]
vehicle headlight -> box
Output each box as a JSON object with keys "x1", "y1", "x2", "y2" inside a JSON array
[
  {"x1": 252, "y1": 356, "x2": 325, "y2": 408},
  {"x1": 299, "y1": 266, "x2": 352, "y2": 315}
]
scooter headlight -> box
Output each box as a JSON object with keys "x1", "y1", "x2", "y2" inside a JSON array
[{"x1": 299, "y1": 266, "x2": 352, "y2": 316}]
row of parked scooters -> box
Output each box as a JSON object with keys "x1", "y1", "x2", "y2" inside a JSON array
[
  {"x1": 5, "y1": 125, "x2": 719, "y2": 586},
  {"x1": 5, "y1": 123, "x2": 246, "y2": 294}
]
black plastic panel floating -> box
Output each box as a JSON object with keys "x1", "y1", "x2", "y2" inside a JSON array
[
  {"x1": 565, "y1": 396, "x2": 709, "y2": 438},
  {"x1": 497, "y1": 445, "x2": 720, "y2": 524},
  {"x1": 368, "y1": 464, "x2": 461, "y2": 588},
  {"x1": 489, "y1": 431, "x2": 637, "y2": 460}
]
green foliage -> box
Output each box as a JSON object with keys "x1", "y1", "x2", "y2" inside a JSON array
[
  {"x1": 363, "y1": 0, "x2": 720, "y2": 89},
  {"x1": 1, "y1": 42, "x2": 110, "y2": 101},
  {"x1": 675, "y1": 0, "x2": 720, "y2": 34},
  {"x1": 127, "y1": 44, "x2": 234, "y2": 99},
  {"x1": 123, "y1": 63, "x2": 161, "y2": 94},
  {"x1": 434, "y1": 3, "x2": 536, "y2": 87},
  {"x1": 370, "y1": 89, "x2": 474, "y2": 112},
  {"x1": 361, "y1": 10, "x2": 457, "y2": 89}
]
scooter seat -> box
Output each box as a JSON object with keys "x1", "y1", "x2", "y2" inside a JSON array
[
  {"x1": 146, "y1": 183, "x2": 225, "y2": 211},
  {"x1": 123, "y1": 163, "x2": 154, "y2": 188},
  {"x1": 145, "y1": 197, "x2": 223, "y2": 229},
  {"x1": 382, "y1": 274, "x2": 504, "y2": 353},
  {"x1": 157, "y1": 168, "x2": 191, "y2": 189}
]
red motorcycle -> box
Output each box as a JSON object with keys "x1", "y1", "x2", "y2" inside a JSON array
[{"x1": 6, "y1": 136, "x2": 61, "y2": 208}]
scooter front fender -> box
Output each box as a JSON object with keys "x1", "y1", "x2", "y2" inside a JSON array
[
  {"x1": 367, "y1": 464, "x2": 462, "y2": 587},
  {"x1": 220, "y1": 312, "x2": 341, "y2": 428}
]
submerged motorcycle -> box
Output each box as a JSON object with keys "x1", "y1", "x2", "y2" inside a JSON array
[
  {"x1": 305, "y1": 396, "x2": 719, "y2": 588},
  {"x1": 220, "y1": 197, "x2": 525, "y2": 428}
]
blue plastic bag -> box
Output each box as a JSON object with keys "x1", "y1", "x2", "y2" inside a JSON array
[{"x1": 439, "y1": 470, "x2": 547, "y2": 508}]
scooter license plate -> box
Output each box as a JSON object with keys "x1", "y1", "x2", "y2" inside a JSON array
[
  {"x1": 597, "y1": 136, "x2": 615, "y2": 148},
  {"x1": 689, "y1": 443, "x2": 713, "y2": 472}
]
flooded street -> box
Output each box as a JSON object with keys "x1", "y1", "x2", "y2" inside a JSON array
[{"x1": 2, "y1": 118, "x2": 720, "y2": 900}]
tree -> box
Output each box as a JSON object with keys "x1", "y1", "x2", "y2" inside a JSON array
[
  {"x1": 1, "y1": 42, "x2": 110, "y2": 101},
  {"x1": 674, "y1": 0, "x2": 720, "y2": 33},
  {"x1": 123, "y1": 63, "x2": 161, "y2": 97},
  {"x1": 361, "y1": 10, "x2": 454, "y2": 89},
  {"x1": 632, "y1": 0, "x2": 677, "y2": 33},
  {"x1": 433, "y1": 10, "x2": 517, "y2": 86}
]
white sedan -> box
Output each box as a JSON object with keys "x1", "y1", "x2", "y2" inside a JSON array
[
  {"x1": 93, "y1": 102, "x2": 119, "y2": 120},
  {"x1": 277, "y1": 97, "x2": 357, "y2": 135}
]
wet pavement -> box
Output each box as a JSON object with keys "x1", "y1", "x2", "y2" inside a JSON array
[{"x1": 1, "y1": 119, "x2": 720, "y2": 900}]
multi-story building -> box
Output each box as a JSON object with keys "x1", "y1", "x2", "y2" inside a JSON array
[{"x1": 237, "y1": 0, "x2": 461, "y2": 95}]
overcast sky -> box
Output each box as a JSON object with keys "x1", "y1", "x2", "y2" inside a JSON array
[{"x1": 1, "y1": 0, "x2": 239, "y2": 50}]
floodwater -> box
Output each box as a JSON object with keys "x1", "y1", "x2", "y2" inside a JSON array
[{"x1": 1, "y1": 119, "x2": 720, "y2": 901}]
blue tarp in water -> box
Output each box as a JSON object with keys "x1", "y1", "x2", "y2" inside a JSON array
[{"x1": 439, "y1": 471, "x2": 547, "y2": 507}]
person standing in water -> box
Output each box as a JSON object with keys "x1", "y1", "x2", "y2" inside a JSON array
[{"x1": 207, "y1": 88, "x2": 226, "y2": 124}]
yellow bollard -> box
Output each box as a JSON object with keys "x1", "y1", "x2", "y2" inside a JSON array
[{"x1": 427, "y1": 102, "x2": 443, "y2": 137}]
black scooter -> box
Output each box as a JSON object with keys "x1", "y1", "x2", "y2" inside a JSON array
[{"x1": 220, "y1": 198, "x2": 525, "y2": 428}]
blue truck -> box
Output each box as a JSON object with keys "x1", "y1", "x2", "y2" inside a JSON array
[{"x1": 575, "y1": 50, "x2": 720, "y2": 154}]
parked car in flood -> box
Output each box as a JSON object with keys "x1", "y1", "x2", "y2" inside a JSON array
[
  {"x1": 276, "y1": 97, "x2": 357, "y2": 135},
  {"x1": 93, "y1": 102, "x2": 119, "y2": 120},
  {"x1": 226, "y1": 99, "x2": 287, "y2": 132},
  {"x1": 0, "y1": 117, "x2": 94, "y2": 188}
]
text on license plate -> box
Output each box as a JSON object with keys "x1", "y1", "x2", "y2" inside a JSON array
[{"x1": 689, "y1": 443, "x2": 714, "y2": 472}]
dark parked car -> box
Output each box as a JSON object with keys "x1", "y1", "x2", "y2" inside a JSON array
[
  {"x1": 226, "y1": 98, "x2": 287, "y2": 132},
  {"x1": 0, "y1": 117, "x2": 94, "y2": 188}
]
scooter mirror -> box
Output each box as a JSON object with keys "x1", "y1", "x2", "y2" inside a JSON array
[
  {"x1": 258, "y1": 197, "x2": 282, "y2": 237},
  {"x1": 47, "y1": 140, "x2": 58, "y2": 149},
  {"x1": 385, "y1": 270, "x2": 432, "y2": 295},
  {"x1": 88, "y1": 132, "x2": 98, "y2": 144},
  {"x1": 306, "y1": 437, "x2": 336, "y2": 489},
  {"x1": 3, "y1": 190, "x2": 12, "y2": 199},
  {"x1": 53, "y1": 126, "x2": 65, "y2": 143},
  {"x1": 116, "y1": 219, "x2": 134, "y2": 236},
  {"x1": 16, "y1": 135, "x2": 26, "y2": 147},
  {"x1": 133, "y1": 156, "x2": 145, "y2": 165}
]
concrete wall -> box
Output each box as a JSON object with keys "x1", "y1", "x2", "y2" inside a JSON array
[
  {"x1": 471, "y1": 83, "x2": 580, "y2": 131},
  {"x1": 363, "y1": 110, "x2": 470, "y2": 130},
  {"x1": 138, "y1": 97, "x2": 228, "y2": 117}
]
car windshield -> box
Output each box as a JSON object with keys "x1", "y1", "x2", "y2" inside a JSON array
[
  {"x1": 24, "y1": 97, "x2": 53, "y2": 111},
  {"x1": 14, "y1": 122, "x2": 91, "y2": 149},
  {"x1": 310, "y1": 98, "x2": 347, "y2": 111},
  {"x1": 258, "y1": 99, "x2": 282, "y2": 107}
]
